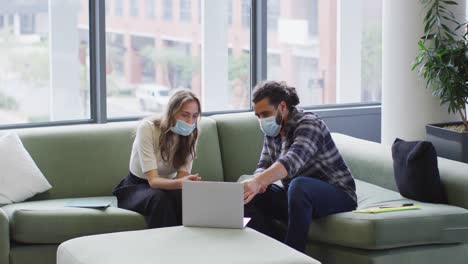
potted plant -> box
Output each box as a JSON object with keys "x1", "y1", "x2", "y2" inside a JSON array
[{"x1": 412, "y1": 0, "x2": 468, "y2": 162}]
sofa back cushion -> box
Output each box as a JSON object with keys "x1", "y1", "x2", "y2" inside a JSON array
[
  {"x1": 14, "y1": 117, "x2": 223, "y2": 200},
  {"x1": 211, "y1": 113, "x2": 264, "y2": 182},
  {"x1": 392, "y1": 138, "x2": 448, "y2": 204},
  {"x1": 331, "y1": 133, "x2": 398, "y2": 191},
  {"x1": 191, "y1": 117, "x2": 224, "y2": 182}
]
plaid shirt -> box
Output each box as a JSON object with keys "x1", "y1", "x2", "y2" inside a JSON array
[{"x1": 255, "y1": 108, "x2": 357, "y2": 203}]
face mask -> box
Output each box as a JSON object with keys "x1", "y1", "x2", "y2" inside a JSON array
[
  {"x1": 171, "y1": 120, "x2": 196, "y2": 136},
  {"x1": 258, "y1": 109, "x2": 283, "y2": 137}
]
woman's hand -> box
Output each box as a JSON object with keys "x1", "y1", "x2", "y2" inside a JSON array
[
  {"x1": 177, "y1": 173, "x2": 201, "y2": 189},
  {"x1": 181, "y1": 174, "x2": 201, "y2": 182}
]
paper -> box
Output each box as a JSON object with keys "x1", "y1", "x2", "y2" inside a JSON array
[
  {"x1": 243, "y1": 217, "x2": 251, "y2": 227},
  {"x1": 353, "y1": 205, "x2": 420, "y2": 214},
  {"x1": 237, "y1": 174, "x2": 255, "y2": 183}
]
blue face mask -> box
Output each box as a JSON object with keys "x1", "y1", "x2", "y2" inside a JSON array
[
  {"x1": 258, "y1": 113, "x2": 282, "y2": 137},
  {"x1": 171, "y1": 120, "x2": 196, "y2": 136}
]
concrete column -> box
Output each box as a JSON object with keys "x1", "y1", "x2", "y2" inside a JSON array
[
  {"x1": 381, "y1": 0, "x2": 465, "y2": 145},
  {"x1": 49, "y1": 0, "x2": 83, "y2": 120},
  {"x1": 319, "y1": 0, "x2": 337, "y2": 105},
  {"x1": 201, "y1": 0, "x2": 229, "y2": 111},
  {"x1": 336, "y1": 0, "x2": 362, "y2": 104}
]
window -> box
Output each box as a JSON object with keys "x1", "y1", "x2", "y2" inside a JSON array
[
  {"x1": 105, "y1": 0, "x2": 249, "y2": 117},
  {"x1": 115, "y1": 0, "x2": 123, "y2": 17},
  {"x1": 107, "y1": 33, "x2": 125, "y2": 76},
  {"x1": 267, "y1": 53, "x2": 281, "y2": 80},
  {"x1": 145, "y1": 0, "x2": 156, "y2": 19},
  {"x1": 267, "y1": 0, "x2": 280, "y2": 32},
  {"x1": 105, "y1": 1, "x2": 110, "y2": 16},
  {"x1": 8, "y1": 14, "x2": 14, "y2": 26},
  {"x1": 0, "y1": 0, "x2": 382, "y2": 127},
  {"x1": 163, "y1": 0, "x2": 172, "y2": 21},
  {"x1": 228, "y1": 0, "x2": 232, "y2": 26},
  {"x1": 132, "y1": 36, "x2": 156, "y2": 83},
  {"x1": 164, "y1": 40, "x2": 192, "y2": 89},
  {"x1": 20, "y1": 14, "x2": 35, "y2": 34},
  {"x1": 0, "y1": 1, "x2": 90, "y2": 125},
  {"x1": 180, "y1": 0, "x2": 191, "y2": 22},
  {"x1": 241, "y1": 0, "x2": 250, "y2": 29},
  {"x1": 360, "y1": 0, "x2": 382, "y2": 102},
  {"x1": 198, "y1": 0, "x2": 201, "y2": 23},
  {"x1": 267, "y1": 0, "x2": 382, "y2": 107},
  {"x1": 130, "y1": 0, "x2": 139, "y2": 17},
  {"x1": 308, "y1": 0, "x2": 318, "y2": 36}
]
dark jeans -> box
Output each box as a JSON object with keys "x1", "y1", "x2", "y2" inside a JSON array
[
  {"x1": 245, "y1": 176, "x2": 357, "y2": 252},
  {"x1": 113, "y1": 173, "x2": 182, "y2": 228}
]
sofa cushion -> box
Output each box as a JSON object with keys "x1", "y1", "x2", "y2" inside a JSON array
[
  {"x1": 392, "y1": 138, "x2": 447, "y2": 203},
  {"x1": 191, "y1": 117, "x2": 224, "y2": 182},
  {"x1": 307, "y1": 180, "x2": 468, "y2": 250},
  {"x1": 331, "y1": 133, "x2": 398, "y2": 191},
  {"x1": 2, "y1": 197, "x2": 146, "y2": 244},
  {"x1": 211, "y1": 113, "x2": 264, "y2": 182},
  {"x1": 0, "y1": 132, "x2": 52, "y2": 205}
]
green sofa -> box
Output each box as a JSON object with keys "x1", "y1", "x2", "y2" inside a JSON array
[{"x1": 1, "y1": 112, "x2": 468, "y2": 264}]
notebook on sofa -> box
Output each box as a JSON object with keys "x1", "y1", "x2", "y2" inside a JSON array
[
  {"x1": 65, "y1": 198, "x2": 112, "y2": 209},
  {"x1": 353, "y1": 204, "x2": 420, "y2": 214}
]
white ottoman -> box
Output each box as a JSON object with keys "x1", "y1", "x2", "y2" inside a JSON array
[{"x1": 57, "y1": 226, "x2": 320, "y2": 264}]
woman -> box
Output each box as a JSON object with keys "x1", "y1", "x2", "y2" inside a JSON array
[{"x1": 113, "y1": 89, "x2": 202, "y2": 228}]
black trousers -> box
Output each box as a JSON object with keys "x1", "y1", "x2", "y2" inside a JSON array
[{"x1": 112, "y1": 173, "x2": 182, "y2": 228}]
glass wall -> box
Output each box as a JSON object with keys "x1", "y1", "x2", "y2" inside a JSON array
[
  {"x1": 266, "y1": 0, "x2": 382, "y2": 107},
  {"x1": 0, "y1": 0, "x2": 383, "y2": 127},
  {"x1": 105, "y1": 0, "x2": 250, "y2": 117},
  {"x1": 0, "y1": 0, "x2": 90, "y2": 125}
]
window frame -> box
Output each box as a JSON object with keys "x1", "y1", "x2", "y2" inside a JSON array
[{"x1": 0, "y1": 0, "x2": 382, "y2": 130}]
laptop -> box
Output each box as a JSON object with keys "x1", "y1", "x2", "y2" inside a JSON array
[{"x1": 182, "y1": 181, "x2": 250, "y2": 229}]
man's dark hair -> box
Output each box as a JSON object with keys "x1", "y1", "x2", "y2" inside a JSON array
[{"x1": 252, "y1": 81, "x2": 300, "y2": 111}]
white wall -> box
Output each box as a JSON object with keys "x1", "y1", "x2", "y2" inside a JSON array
[{"x1": 381, "y1": 0, "x2": 465, "y2": 145}]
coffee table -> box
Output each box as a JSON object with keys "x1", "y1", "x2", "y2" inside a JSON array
[{"x1": 57, "y1": 226, "x2": 320, "y2": 264}]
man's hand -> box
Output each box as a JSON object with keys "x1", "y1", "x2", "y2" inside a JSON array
[{"x1": 243, "y1": 178, "x2": 263, "y2": 204}]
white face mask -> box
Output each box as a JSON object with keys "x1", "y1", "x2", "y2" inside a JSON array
[{"x1": 258, "y1": 110, "x2": 282, "y2": 137}]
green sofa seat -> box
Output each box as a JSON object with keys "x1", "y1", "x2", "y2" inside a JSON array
[
  {"x1": 2, "y1": 197, "x2": 146, "y2": 244},
  {"x1": 308, "y1": 180, "x2": 468, "y2": 250}
]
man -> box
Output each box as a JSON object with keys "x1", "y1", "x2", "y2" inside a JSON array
[{"x1": 243, "y1": 81, "x2": 357, "y2": 252}]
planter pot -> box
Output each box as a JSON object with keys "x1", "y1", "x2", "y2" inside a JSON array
[{"x1": 426, "y1": 122, "x2": 468, "y2": 163}]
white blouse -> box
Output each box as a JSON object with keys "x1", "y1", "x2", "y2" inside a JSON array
[{"x1": 129, "y1": 120, "x2": 194, "y2": 180}]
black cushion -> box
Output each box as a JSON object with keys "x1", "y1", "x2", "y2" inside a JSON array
[{"x1": 391, "y1": 138, "x2": 448, "y2": 204}]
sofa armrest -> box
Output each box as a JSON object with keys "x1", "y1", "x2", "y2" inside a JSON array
[
  {"x1": 438, "y1": 158, "x2": 468, "y2": 209},
  {"x1": 0, "y1": 208, "x2": 9, "y2": 264}
]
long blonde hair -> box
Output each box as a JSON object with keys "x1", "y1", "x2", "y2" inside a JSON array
[{"x1": 153, "y1": 90, "x2": 201, "y2": 169}]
